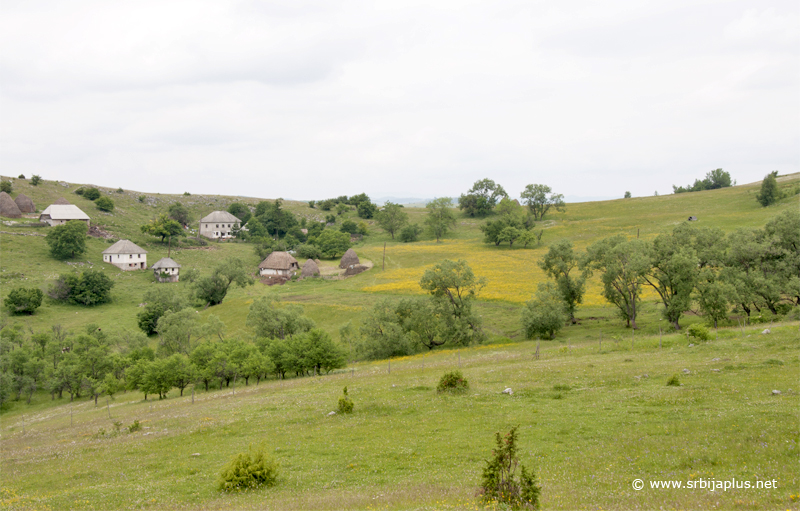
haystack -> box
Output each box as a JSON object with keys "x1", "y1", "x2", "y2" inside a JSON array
[
  {"x1": 339, "y1": 248, "x2": 359, "y2": 269},
  {"x1": 14, "y1": 193, "x2": 35, "y2": 213},
  {"x1": 0, "y1": 192, "x2": 22, "y2": 218},
  {"x1": 301, "y1": 259, "x2": 320, "y2": 278},
  {"x1": 54, "y1": 197, "x2": 71, "y2": 205}
]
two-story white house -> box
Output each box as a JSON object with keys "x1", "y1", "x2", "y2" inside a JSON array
[{"x1": 199, "y1": 211, "x2": 241, "y2": 239}]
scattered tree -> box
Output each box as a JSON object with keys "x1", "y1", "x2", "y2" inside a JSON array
[
  {"x1": 45, "y1": 220, "x2": 88, "y2": 259},
  {"x1": 458, "y1": 179, "x2": 508, "y2": 217},
  {"x1": 94, "y1": 196, "x2": 114, "y2": 212},
  {"x1": 193, "y1": 258, "x2": 254, "y2": 306},
  {"x1": 673, "y1": 168, "x2": 732, "y2": 194},
  {"x1": 538, "y1": 240, "x2": 585, "y2": 321},
  {"x1": 521, "y1": 282, "x2": 567, "y2": 340},
  {"x1": 313, "y1": 229, "x2": 351, "y2": 258},
  {"x1": 30, "y1": 175, "x2": 42, "y2": 186},
  {"x1": 168, "y1": 202, "x2": 192, "y2": 226},
  {"x1": 425, "y1": 197, "x2": 457, "y2": 242},
  {"x1": 376, "y1": 202, "x2": 408, "y2": 239},
  {"x1": 520, "y1": 184, "x2": 565, "y2": 221},
  {"x1": 624, "y1": 191, "x2": 632, "y2": 199},
  {"x1": 399, "y1": 223, "x2": 422, "y2": 242},
  {"x1": 82, "y1": 187, "x2": 101, "y2": 200},
  {"x1": 227, "y1": 203, "x2": 251, "y2": 224},
  {"x1": 756, "y1": 171, "x2": 779, "y2": 207},
  {"x1": 141, "y1": 214, "x2": 185, "y2": 243}
]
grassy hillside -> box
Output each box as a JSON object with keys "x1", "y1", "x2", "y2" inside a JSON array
[
  {"x1": 1, "y1": 324, "x2": 797, "y2": 510},
  {"x1": 1, "y1": 173, "x2": 798, "y2": 509}
]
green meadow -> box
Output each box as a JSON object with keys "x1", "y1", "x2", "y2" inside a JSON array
[{"x1": 1, "y1": 174, "x2": 799, "y2": 509}]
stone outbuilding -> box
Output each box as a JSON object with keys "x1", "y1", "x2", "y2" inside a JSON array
[
  {"x1": 259, "y1": 251, "x2": 299, "y2": 277},
  {"x1": 102, "y1": 240, "x2": 148, "y2": 270},
  {"x1": 199, "y1": 211, "x2": 241, "y2": 239},
  {"x1": 301, "y1": 259, "x2": 320, "y2": 278},
  {"x1": 0, "y1": 192, "x2": 22, "y2": 218},
  {"x1": 152, "y1": 257, "x2": 181, "y2": 282},
  {"x1": 339, "y1": 248, "x2": 359, "y2": 269},
  {"x1": 39, "y1": 204, "x2": 90, "y2": 226},
  {"x1": 14, "y1": 193, "x2": 35, "y2": 213}
]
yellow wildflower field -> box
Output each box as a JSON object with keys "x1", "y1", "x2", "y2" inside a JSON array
[{"x1": 360, "y1": 239, "x2": 612, "y2": 305}]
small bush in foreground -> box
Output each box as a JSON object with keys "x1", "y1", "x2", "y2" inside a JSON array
[
  {"x1": 338, "y1": 386, "x2": 354, "y2": 414},
  {"x1": 218, "y1": 445, "x2": 279, "y2": 492},
  {"x1": 666, "y1": 374, "x2": 681, "y2": 386},
  {"x1": 95, "y1": 196, "x2": 114, "y2": 212},
  {"x1": 4, "y1": 287, "x2": 43, "y2": 315},
  {"x1": 686, "y1": 324, "x2": 711, "y2": 341},
  {"x1": 437, "y1": 370, "x2": 469, "y2": 394},
  {"x1": 478, "y1": 426, "x2": 540, "y2": 509},
  {"x1": 128, "y1": 420, "x2": 142, "y2": 433}
]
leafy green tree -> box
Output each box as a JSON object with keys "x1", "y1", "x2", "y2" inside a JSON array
[
  {"x1": 375, "y1": 202, "x2": 408, "y2": 239},
  {"x1": 399, "y1": 223, "x2": 422, "y2": 242},
  {"x1": 357, "y1": 299, "x2": 416, "y2": 360},
  {"x1": 673, "y1": 168, "x2": 732, "y2": 193},
  {"x1": 0, "y1": 180, "x2": 12, "y2": 193},
  {"x1": 193, "y1": 258, "x2": 254, "y2": 306},
  {"x1": 137, "y1": 287, "x2": 188, "y2": 335},
  {"x1": 521, "y1": 282, "x2": 567, "y2": 340},
  {"x1": 164, "y1": 354, "x2": 196, "y2": 396},
  {"x1": 340, "y1": 219, "x2": 359, "y2": 234},
  {"x1": 336, "y1": 203, "x2": 349, "y2": 216},
  {"x1": 30, "y1": 175, "x2": 42, "y2": 186},
  {"x1": 227, "y1": 202, "x2": 251, "y2": 224},
  {"x1": 458, "y1": 178, "x2": 508, "y2": 217},
  {"x1": 155, "y1": 309, "x2": 205, "y2": 356},
  {"x1": 520, "y1": 184, "x2": 565, "y2": 221},
  {"x1": 45, "y1": 220, "x2": 88, "y2": 259},
  {"x1": 756, "y1": 171, "x2": 780, "y2": 207},
  {"x1": 582, "y1": 237, "x2": 650, "y2": 329},
  {"x1": 190, "y1": 342, "x2": 218, "y2": 391},
  {"x1": 425, "y1": 197, "x2": 457, "y2": 242},
  {"x1": 624, "y1": 191, "x2": 632, "y2": 198},
  {"x1": 141, "y1": 359, "x2": 173, "y2": 399},
  {"x1": 168, "y1": 202, "x2": 192, "y2": 226},
  {"x1": 313, "y1": 229, "x2": 351, "y2": 258},
  {"x1": 357, "y1": 201, "x2": 377, "y2": 219},
  {"x1": 50, "y1": 271, "x2": 114, "y2": 306},
  {"x1": 254, "y1": 199, "x2": 298, "y2": 238},
  {"x1": 94, "y1": 196, "x2": 114, "y2": 212},
  {"x1": 695, "y1": 275, "x2": 731, "y2": 328},
  {"x1": 4, "y1": 287, "x2": 43, "y2": 315},
  {"x1": 246, "y1": 296, "x2": 315, "y2": 340},
  {"x1": 298, "y1": 328, "x2": 347, "y2": 374},
  {"x1": 643, "y1": 227, "x2": 698, "y2": 329},
  {"x1": 419, "y1": 259, "x2": 486, "y2": 345},
  {"x1": 141, "y1": 214, "x2": 185, "y2": 242},
  {"x1": 538, "y1": 240, "x2": 585, "y2": 321}
]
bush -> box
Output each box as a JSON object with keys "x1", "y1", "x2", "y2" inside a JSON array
[
  {"x1": 0, "y1": 181, "x2": 12, "y2": 194},
  {"x1": 478, "y1": 426, "x2": 540, "y2": 510},
  {"x1": 18, "y1": 174, "x2": 25, "y2": 179},
  {"x1": 116, "y1": 187, "x2": 124, "y2": 193},
  {"x1": 83, "y1": 187, "x2": 101, "y2": 200},
  {"x1": 30, "y1": 175, "x2": 42, "y2": 186},
  {"x1": 218, "y1": 445, "x2": 279, "y2": 492},
  {"x1": 95, "y1": 196, "x2": 114, "y2": 212},
  {"x1": 49, "y1": 270, "x2": 114, "y2": 306},
  {"x1": 686, "y1": 323, "x2": 711, "y2": 341},
  {"x1": 138, "y1": 195, "x2": 146, "y2": 203},
  {"x1": 338, "y1": 386, "x2": 354, "y2": 414},
  {"x1": 4, "y1": 287, "x2": 43, "y2": 314},
  {"x1": 296, "y1": 243, "x2": 322, "y2": 260},
  {"x1": 666, "y1": 374, "x2": 681, "y2": 386},
  {"x1": 521, "y1": 282, "x2": 567, "y2": 340},
  {"x1": 128, "y1": 420, "x2": 142, "y2": 433},
  {"x1": 437, "y1": 370, "x2": 469, "y2": 394},
  {"x1": 399, "y1": 223, "x2": 422, "y2": 242},
  {"x1": 340, "y1": 219, "x2": 359, "y2": 234},
  {"x1": 183, "y1": 191, "x2": 191, "y2": 196}
]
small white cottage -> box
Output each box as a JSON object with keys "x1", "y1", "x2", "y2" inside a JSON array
[
  {"x1": 258, "y1": 251, "x2": 299, "y2": 277},
  {"x1": 199, "y1": 211, "x2": 241, "y2": 239},
  {"x1": 102, "y1": 240, "x2": 148, "y2": 270},
  {"x1": 151, "y1": 257, "x2": 181, "y2": 282}
]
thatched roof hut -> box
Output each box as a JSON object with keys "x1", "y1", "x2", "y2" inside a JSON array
[
  {"x1": 259, "y1": 251, "x2": 299, "y2": 276},
  {"x1": 0, "y1": 192, "x2": 22, "y2": 218},
  {"x1": 301, "y1": 259, "x2": 320, "y2": 278},
  {"x1": 339, "y1": 248, "x2": 359, "y2": 269},
  {"x1": 14, "y1": 193, "x2": 35, "y2": 213},
  {"x1": 54, "y1": 197, "x2": 71, "y2": 205}
]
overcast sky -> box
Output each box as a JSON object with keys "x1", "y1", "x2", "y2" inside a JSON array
[{"x1": 1, "y1": 0, "x2": 798, "y2": 201}]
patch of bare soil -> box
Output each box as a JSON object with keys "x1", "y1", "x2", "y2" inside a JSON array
[{"x1": 88, "y1": 225, "x2": 114, "y2": 239}]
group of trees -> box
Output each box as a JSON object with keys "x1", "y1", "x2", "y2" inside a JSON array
[
  {"x1": 355, "y1": 260, "x2": 486, "y2": 359},
  {"x1": 521, "y1": 210, "x2": 799, "y2": 339},
  {"x1": 673, "y1": 169, "x2": 732, "y2": 194},
  {"x1": 75, "y1": 186, "x2": 114, "y2": 211},
  {"x1": 310, "y1": 193, "x2": 378, "y2": 219},
  {"x1": 0, "y1": 294, "x2": 350, "y2": 408}
]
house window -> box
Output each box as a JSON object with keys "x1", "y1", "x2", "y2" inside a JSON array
[
  {"x1": 138, "y1": 254, "x2": 141, "y2": 258},
  {"x1": 216, "y1": 224, "x2": 219, "y2": 228},
  {"x1": 129, "y1": 255, "x2": 133, "y2": 259}
]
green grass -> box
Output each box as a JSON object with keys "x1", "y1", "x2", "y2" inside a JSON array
[
  {"x1": 1, "y1": 323, "x2": 797, "y2": 510},
  {"x1": 1, "y1": 173, "x2": 799, "y2": 509}
]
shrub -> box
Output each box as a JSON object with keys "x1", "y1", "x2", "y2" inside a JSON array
[
  {"x1": 30, "y1": 175, "x2": 42, "y2": 186},
  {"x1": 296, "y1": 243, "x2": 322, "y2": 260},
  {"x1": 338, "y1": 386, "x2": 354, "y2": 414},
  {"x1": 218, "y1": 445, "x2": 279, "y2": 492},
  {"x1": 399, "y1": 223, "x2": 422, "y2": 242},
  {"x1": 686, "y1": 323, "x2": 711, "y2": 341},
  {"x1": 340, "y1": 219, "x2": 359, "y2": 234},
  {"x1": 4, "y1": 287, "x2": 43, "y2": 315},
  {"x1": 521, "y1": 282, "x2": 567, "y2": 340},
  {"x1": 478, "y1": 426, "x2": 540, "y2": 510},
  {"x1": 437, "y1": 370, "x2": 469, "y2": 394},
  {"x1": 116, "y1": 187, "x2": 124, "y2": 193},
  {"x1": 183, "y1": 191, "x2": 191, "y2": 196},
  {"x1": 138, "y1": 195, "x2": 146, "y2": 203},
  {"x1": 666, "y1": 374, "x2": 681, "y2": 386},
  {"x1": 18, "y1": 174, "x2": 25, "y2": 179},
  {"x1": 128, "y1": 420, "x2": 142, "y2": 433},
  {"x1": 0, "y1": 181, "x2": 12, "y2": 194},
  {"x1": 95, "y1": 196, "x2": 114, "y2": 212},
  {"x1": 83, "y1": 187, "x2": 101, "y2": 200}
]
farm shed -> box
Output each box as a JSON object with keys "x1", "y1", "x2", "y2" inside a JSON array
[{"x1": 152, "y1": 257, "x2": 181, "y2": 282}]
